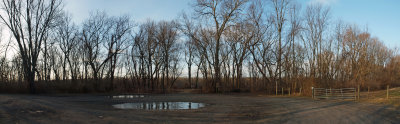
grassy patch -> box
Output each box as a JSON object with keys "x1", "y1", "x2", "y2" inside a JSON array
[{"x1": 360, "y1": 87, "x2": 400, "y2": 108}]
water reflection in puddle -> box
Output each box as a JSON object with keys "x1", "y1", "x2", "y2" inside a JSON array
[
  {"x1": 113, "y1": 102, "x2": 205, "y2": 110},
  {"x1": 111, "y1": 95, "x2": 145, "y2": 99}
]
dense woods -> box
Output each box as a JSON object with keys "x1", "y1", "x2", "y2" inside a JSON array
[{"x1": 0, "y1": 0, "x2": 398, "y2": 94}]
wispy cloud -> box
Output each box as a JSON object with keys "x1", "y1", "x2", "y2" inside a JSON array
[{"x1": 308, "y1": 0, "x2": 338, "y2": 5}]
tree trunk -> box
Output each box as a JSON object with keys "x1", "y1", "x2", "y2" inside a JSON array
[{"x1": 188, "y1": 65, "x2": 192, "y2": 89}]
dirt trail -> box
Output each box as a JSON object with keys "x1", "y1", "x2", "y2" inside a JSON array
[{"x1": 0, "y1": 93, "x2": 399, "y2": 124}]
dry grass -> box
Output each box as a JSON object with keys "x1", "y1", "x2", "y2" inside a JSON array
[{"x1": 360, "y1": 87, "x2": 400, "y2": 108}]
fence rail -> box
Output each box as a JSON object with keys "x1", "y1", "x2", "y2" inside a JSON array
[{"x1": 312, "y1": 88, "x2": 356, "y2": 100}]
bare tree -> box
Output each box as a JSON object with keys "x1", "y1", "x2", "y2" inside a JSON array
[
  {"x1": 105, "y1": 15, "x2": 132, "y2": 90},
  {"x1": 249, "y1": 16, "x2": 276, "y2": 93},
  {"x1": 143, "y1": 21, "x2": 158, "y2": 90},
  {"x1": 157, "y1": 20, "x2": 180, "y2": 91},
  {"x1": 181, "y1": 13, "x2": 206, "y2": 89},
  {"x1": 0, "y1": 0, "x2": 62, "y2": 93},
  {"x1": 168, "y1": 48, "x2": 183, "y2": 89},
  {"x1": 55, "y1": 13, "x2": 78, "y2": 80},
  {"x1": 226, "y1": 1, "x2": 262, "y2": 89},
  {"x1": 271, "y1": 0, "x2": 290, "y2": 95},
  {"x1": 194, "y1": 0, "x2": 248, "y2": 92},
  {"x1": 131, "y1": 21, "x2": 159, "y2": 90},
  {"x1": 300, "y1": 4, "x2": 330, "y2": 87},
  {"x1": 225, "y1": 21, "x2": 255, "y2": 88},
  {"x1": 132, "y1": 25, "x2": 147, "y2": 90},
  {"x1": 80, "y1": 11, "x2": 114, "y2": 80},
  {"x1": 184, "y1": 39, "x2": 195, "y2": 88},
  {"x1": 286, "y1": 3, "x2": 302, "y2": 92}
]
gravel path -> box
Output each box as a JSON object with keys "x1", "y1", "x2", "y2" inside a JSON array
[{"x1": 0, "y1": 93, "x2": 399, "y2": 124}]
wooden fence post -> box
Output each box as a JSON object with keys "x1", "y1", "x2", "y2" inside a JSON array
[
  {"x1": 354, "y1": 88, "x2": 356, "y2": 101},
  {"x1": 358, "y1": 85, "x2": 360, "y2": 100},
  {"x1": 325, "y1": 88, "x2": 328, "y2": 99},
  {"x1": 300, "y1": 87, "x2": 302, "y2": 96},
  {"x1": 340, "y1": 88, "x2": 343, "y2": 100},
  {"x1": 289, "y1": 88, "x2": 291, "y2": 96},
  {"x1": 312, "y1": 87, "x2": 314, "y2": 99},
  {"x1": 282, "y1": 87, "x2": 284, "y2": 96},
  {"x1": 367, "y1": 86, "x2": 370, "y2": 99},
  {"x1": 387, "y1": 85, "x2": 389, "y2": 99}
]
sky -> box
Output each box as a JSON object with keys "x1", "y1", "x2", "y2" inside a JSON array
[
  {"x1": 64, "y1": 0, "x2": 400, "y2": 49},
  {"x1": 311, "y1": 0, "x2": 400, "y2": 49},
  {"x1": 64, "y1": 0, "x2": 192, "y2": 24}
]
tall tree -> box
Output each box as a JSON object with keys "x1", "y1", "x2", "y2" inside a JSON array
[
  {"x1": 80, "y1": 11, "x2": 114, "y2": 80},
  {"x1": 271, "y1": 0, "x2": 290, "y2": 95},
  {"x1": 55, "y1": 13, "x2": 78, "y2": 80},
  {"x1": 0, "y1": 0, "x2": 62, "y2": 93},
  {"x1": 157, "y1": 20, "x2": 180, "y2": 91},
  {"x1": 300, "y1": 4, "x2": 330, "y2": 87},
  {"x1": 194, "y1": 0, "x2": 248, "y2": 92},
  {"x1": 105, "y1": 15, "x2": 132, "y2": 90},
  {"x1": 287, "y1": 3, "x2": 302, "y2": 92},
  {"x1": 184, "y1": 39, "x2": 195, "y2": 88}
]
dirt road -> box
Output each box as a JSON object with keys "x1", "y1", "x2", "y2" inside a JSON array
[{"x1": 0, "y1": 93, "x2": 399, "y2": 124}]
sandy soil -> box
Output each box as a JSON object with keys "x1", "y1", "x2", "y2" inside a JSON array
[{"x1": 0, "y1": 93, "x2": 399, "y2": 124}]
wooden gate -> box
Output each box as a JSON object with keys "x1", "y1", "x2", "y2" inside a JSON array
[{"x1": 312, "y1": 88, "x2": 356, "y2": 100}]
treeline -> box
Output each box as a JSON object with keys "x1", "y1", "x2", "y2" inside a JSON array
[{"x1": 0, "y1": 0, "x2": 398, "y2": 94}]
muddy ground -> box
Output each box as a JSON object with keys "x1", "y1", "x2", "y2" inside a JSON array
[{"x1": 0, "y1": 93, "x2": 399, "y2": 124}]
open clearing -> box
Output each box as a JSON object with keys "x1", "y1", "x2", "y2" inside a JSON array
[{"x1": 0, "y1": 93, "x2": 399, "y2": 124}]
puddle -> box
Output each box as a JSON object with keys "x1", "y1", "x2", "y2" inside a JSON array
[
  {"x1": 112, "y1": 102, "x2": 206, "y2": 110},
  {"x1": 111, "y1": 95, "x2": 145, "y2": 99}
]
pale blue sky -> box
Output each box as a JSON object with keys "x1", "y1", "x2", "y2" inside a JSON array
[
  {"x1": 64, "y1": 0, "x2": 400, "y2": 48},
  {"x1": 64, "y1": 0, "x2": 192, "y2": 23}
]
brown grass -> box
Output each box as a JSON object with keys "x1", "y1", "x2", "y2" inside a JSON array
[{"x1": 360, "y1": 87, "x2": 400, "y2": 108}]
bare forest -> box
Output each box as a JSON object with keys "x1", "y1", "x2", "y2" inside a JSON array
[{"x1": 0, "y1": 0, "x2": 399, "y2": 95}]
